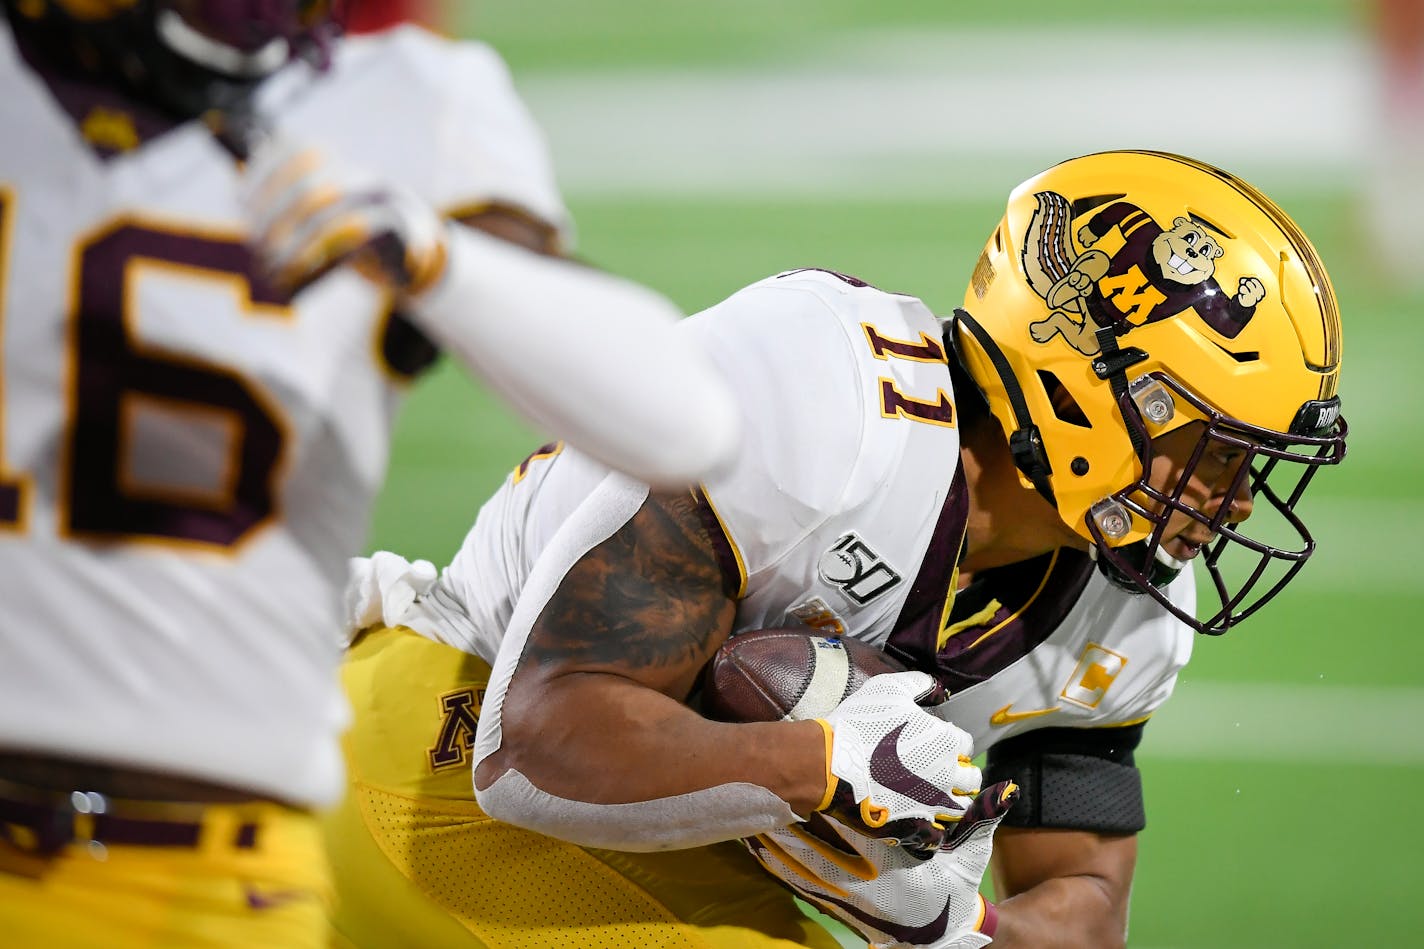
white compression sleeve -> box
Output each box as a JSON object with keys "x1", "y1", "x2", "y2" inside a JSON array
[
  {"x1": 478, "y1": 769, "x2": 800, "y2": 853},
  {"x1": 408, "y1": 224, "x2": 741, "y2": 488},
  {"x1": 472, "y1": 471, "x2": 649, "y2": 772}
]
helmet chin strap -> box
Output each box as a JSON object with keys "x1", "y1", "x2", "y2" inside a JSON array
[
  {"x1": 1089, "y1": 539, "x2": 1184, "y2": 592},
  {"x1": 955, "y1": 310, "x2": 1179, "y2": 591},
  {"x1": 155, "y1": 8, "x2": 287, "y2": 78},
  {"x1": 950, "y1": 308, "x2": 1056, "y2": 505}
]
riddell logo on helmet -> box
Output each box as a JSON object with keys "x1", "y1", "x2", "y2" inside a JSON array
[
  {"x1": 1020, "y1": 192, "x2": 1264, "y2": 358},
  {"x1": 1306, "y1": 401, "x2": 1341, "y2": 431}
]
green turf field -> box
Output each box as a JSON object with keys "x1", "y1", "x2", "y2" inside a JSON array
[{"x1": 368, "y1": 4, "x2": 1424, "y2": 945}]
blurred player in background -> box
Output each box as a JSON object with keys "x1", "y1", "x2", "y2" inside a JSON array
[
  {"x1": 336, "y1": 151, "x2": 1346, "y2": 948},
  {"x1": 1365, "y1": 0, "x2": 1424, "y2": 290},
  {"x1": 344, "y1": 0, "x2": 443, "y2": 34},
  {"x1": 0, "y1": 0, "x2": 739, "y2": 945}
]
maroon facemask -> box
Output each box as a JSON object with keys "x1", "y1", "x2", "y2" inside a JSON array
[{"x1": 1088, "y1": 374, "x2": 1346, "y2": 635}]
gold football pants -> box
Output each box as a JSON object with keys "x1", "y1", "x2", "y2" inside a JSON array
[
  {"x1": 329, "y1": 625, "x2": 844, "y2": 949},
  {"x1": 0, "y1": 801, "x2": 329, "y2": 948}
]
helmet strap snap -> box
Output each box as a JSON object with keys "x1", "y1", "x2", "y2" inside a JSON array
[{"x1": 1090, "y1": 328, "x2": 1150, "y2": 459}]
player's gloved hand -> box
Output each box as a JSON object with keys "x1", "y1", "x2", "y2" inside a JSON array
[
  {"x1": 343, "y1": 551, "x2": 438, "y2": 643},
  {"x1": 241, "y1": 136, "x2": 449, "y2": 296},
  {"x1": 814, "y1": 671, "x2": 981, "y2": 858},
  {"x1": 748, "y1": 780, "x2": 1019, "y2": 949}
]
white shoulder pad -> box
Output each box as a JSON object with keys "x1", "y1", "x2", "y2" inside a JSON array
[
  {"x1": 680, "y1": 269, "x2": 945, "y2": 584},
  {"x1": 947, "y1": 567, "x2": 1197, "y2": 750}
]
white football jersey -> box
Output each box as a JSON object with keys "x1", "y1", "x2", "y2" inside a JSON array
[
  {"x1": 0, "y1": 22, "x2": 568, "y2": 805},
  {"x1": 431, "y1": 269, "x2": 1194, "y2": 756},
  {"x1": 919, "y1": 550, "x2": 1194, "y2": 751}
]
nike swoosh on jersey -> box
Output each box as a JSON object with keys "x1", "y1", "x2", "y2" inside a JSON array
[
  {"x1": 868, "y1": 723, "x2": 956, "y2": 808},
  {"x1": 244, "y1": 886, "x2": 310, "y2": 911},
  {"x1": 989, "y1": 703, "x2": 1061, "y2": 727}
]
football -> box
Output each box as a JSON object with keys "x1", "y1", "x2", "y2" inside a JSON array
[{"x1": 701, "y1": 627, "x2": 907, "y2": 723}]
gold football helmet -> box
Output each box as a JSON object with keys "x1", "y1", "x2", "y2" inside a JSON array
[{"x1": 954, "y1": 150, "x2": 1346, "y2": 634}]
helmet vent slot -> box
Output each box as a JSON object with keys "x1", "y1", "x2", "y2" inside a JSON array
[
  {"x1": 1037, "y1": 370, "x2": 1091, "y2": 428},
  {"x1": 1187, "y1": 211, "x2": 1235, "y2": 241},
  {"x1": 1208, "y1": 339, "x2": 1260, "y2": 362},
  {"x1": 1071, "y1": 194, "x2": 1126, "y2": 218}
]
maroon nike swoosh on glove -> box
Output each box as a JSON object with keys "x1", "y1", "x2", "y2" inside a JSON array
[
  {"x1": 868, "y1": 722, "x2": 960, "y2": 810},
  {"x1": 813, "y1": 880, "x2": 956, "y2": 945}
]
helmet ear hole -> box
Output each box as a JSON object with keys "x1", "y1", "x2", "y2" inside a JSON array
[{"x1": 1036, "y1": 370, "x2": 1090, "y2": 428}]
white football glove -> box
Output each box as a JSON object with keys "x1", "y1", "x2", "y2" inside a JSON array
[
  {"x1": 343, "y1": 551, "x2": 437, "y2": 644},
  {"x1": 748, "y1": 779, "x2": 1019, "y2": 949},
  {"x1": 241, "y1": 137, "x2": 449, "y2": 296},
  {"x1": 815, "y1": 671, "x2": 981, "y2": 857}
]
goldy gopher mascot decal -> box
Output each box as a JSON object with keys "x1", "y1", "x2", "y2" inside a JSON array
[{"x1": 1023, "y1": 192, "x2": 1266, "y2": 356}]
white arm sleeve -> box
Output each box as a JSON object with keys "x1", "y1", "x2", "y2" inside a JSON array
[
  {"x1": 408, "y1": 224, "x2": 741, "y2": 489},
  {"x1": 478, "y1": 770, "x2": 799, "y2": 853}
]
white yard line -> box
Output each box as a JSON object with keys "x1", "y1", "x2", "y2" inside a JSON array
[
  {"x1": 515, "y1": 27, "x2": 1422, "y2": 603},
  {"x1": 1290, "y1": 498, "x2": 1424, "y2": 594},
  {"x1": 1142, "y1": 680, "x2": 1424, "y2": 766},
  {"x1": 807, "y1": 680, "x2": 1417, "y2": 948},
  {"x1": 518, "y1": 27, "x2": 1375, "y2": 198}
]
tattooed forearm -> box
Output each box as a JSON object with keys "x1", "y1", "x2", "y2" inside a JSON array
[
  {"x1": 481, "y1": 492, "x2": 827, "y2": 811},
  {"x1": 523, "y1": 492, "x2": 737, "y2": 680}
]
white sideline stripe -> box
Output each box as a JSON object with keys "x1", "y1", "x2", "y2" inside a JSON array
[
  {"x1": 1141, "y1": 681, "x2": 1424, "y2": 766},
  {"x1": 1331, "y1": 340, "x2": 1423, "y2": 465},
  {"x1": 1291, "y1": 498, "x2": 1424, "y2": 594},
  {"x1": 521, "y1": 28, "x2": 1420, "y2": 509},
  {"x1": 520, "y1": 27, "x2": 1373, "y2": 197}
]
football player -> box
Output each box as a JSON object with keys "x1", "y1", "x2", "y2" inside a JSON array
[
  {"x1": 1364, "y1": 0, "x2": 1424, "y2": 290},
  {"x1": 337, "y1": 151, "x2": 1345, "y2": 948},
  {"x1": 0, "y1": 0, "x2": 740, "y2": 945},
  {"x1": 344, "y1": 0, "x2": 442, "y2": 34}
]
